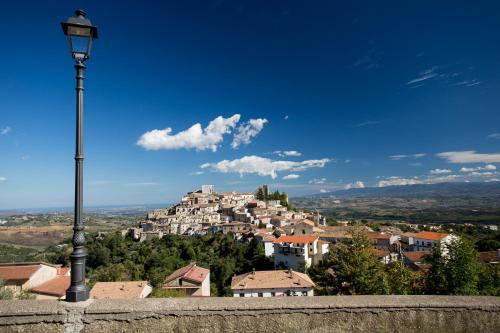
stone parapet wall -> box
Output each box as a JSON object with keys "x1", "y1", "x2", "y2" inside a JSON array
[{"x1": 0, "y1": 295, "x2": 499, "y2": 333}]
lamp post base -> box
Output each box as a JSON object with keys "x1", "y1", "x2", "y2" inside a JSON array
[{"x1": 66, "y1": 287, "x2": 89, "y2": 302}]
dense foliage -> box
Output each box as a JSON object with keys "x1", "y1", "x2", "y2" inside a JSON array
[
  {"x1": 0, "y1": 279, "x2": 36, "y2": 300},
  {"x1": 308, "y1": 227, "x2": 415, "y2": 295},
  {"x1": 424, "y1": 237, "x2": 499, "y2": 295},
  {"x1": 308, "y1": 227, "x2": 499, "y2": 296},
  {"x1": 0, "y1": 245, "x2": 38, "y2": 263},
  {"x1": 255, "y1": 187, "x2": 291, "y2": 208},
  {"x1": 47, "y1": 232, "x2": 273, "y2": 296}
]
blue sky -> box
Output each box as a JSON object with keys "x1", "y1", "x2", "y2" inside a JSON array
[{"x1": 1, "y1": 1, "x2": 500, "y2": 209}]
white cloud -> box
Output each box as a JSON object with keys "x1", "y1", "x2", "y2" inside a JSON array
[
  {"x1": 459, "y1": 164, "x2": 497, "y2": 173},
  {"x1": 0, "y1": 177, "x2": 6, "y2": 182},
  {"x1": 231, "y1": 118, "x2": 268, "y2": 149},
  {"x1": 437, "y1": 151, "x2": 500, "y2": 163},
  {"x1": 344, "y1": 181, "x2": 365, "y2": 190},
  {"x1": 430, "y1": 168, "x2": 452, "y2": 175},
  {"x1": 282, "y1": 174, "x2": 300, "y2": 180},
  {"x1": 200, "y1": 155, "x2": 330, "y2": 179},
  {"x1": 274, "y1": 150, "x2": 302, "y2": 157},
  {"x1": 377, "y1": 176, "x2": 421, "y2": 187},
  {"x1": 137, "y1": 114, "x2": 240, "y2": 151},
  {"x1": 407, "y1": 67, "x2": 439, "y2": 85},
  {"x1": 378, "y1": 177, "x2": 420, "y2": 187},
  {"x1": 408, "y1": 66, "x2": 482, "y2": 88},
  {"x1": 319, "y1": 188, "x2": 328, "y2": 193},
  {"x1": 0, "y1": 127, "x2": 11, "y2": 135},
  {"x1": 390, "y1": 153, "x2": 426, "y2": 160},
  {"x1": 309, "y1": 178, "x2": 327, "y2": 184},
  {"x1": 454, "y1": 79, "x2": 482, "y2": 87},
  {"x1": 377, "y1": 170, "x2": 499, "y2": 187},
  {"x1": 488, "y1": 133, "x2": 500, "y2": 139},
  {"x1": 468, "y1": 171, "x2": 495, "y2": 177}
]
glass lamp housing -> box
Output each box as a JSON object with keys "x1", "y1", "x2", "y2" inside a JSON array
[{"x1": 61, "y1": 10, "x2": 98, "y2": 60}]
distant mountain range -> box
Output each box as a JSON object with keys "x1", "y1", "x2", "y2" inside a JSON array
[
  {"x1": 298, "y1": 182, "x2": 500, "y2": 199},
  {"x1": 291, "y1": 182, "x2": 500, "y2": 224}
]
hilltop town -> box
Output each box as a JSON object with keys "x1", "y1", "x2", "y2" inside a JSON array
[{"x1": 128, "y1": 185, "x2": 325, "y2": 242}]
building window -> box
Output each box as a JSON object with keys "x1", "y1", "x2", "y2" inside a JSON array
[
  {"x1": 239, "y1": 293, "x2": 245, "y2": 297},
  {"x1": 258, "y1": 293, "x2": 263, "y2": 297},
  {"x1": 271, "y1": 292, "x2": 275, "y2": 297},
  {"x1": 302, "y1": 291, "x2": 308, "y2": 296}
]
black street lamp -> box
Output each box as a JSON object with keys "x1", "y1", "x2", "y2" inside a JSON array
[{"x1": 61, "y1": 9, "x2": 98, "y2": 302}]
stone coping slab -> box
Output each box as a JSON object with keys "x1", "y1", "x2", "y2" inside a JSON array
[{"x1": 0, "y1": 295, "x2": 499, "y2": 317}]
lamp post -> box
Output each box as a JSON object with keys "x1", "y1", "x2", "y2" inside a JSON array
[{"x1": 61, "y1": 9, "x2": 98, "y2": 302}]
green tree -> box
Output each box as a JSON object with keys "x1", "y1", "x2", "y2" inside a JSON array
[
  {"x1": 327, "y1": 227, "x2": 389, "y2": 295},
  {"x1": 425, "y1": 237, "x2": 481, "y2": 295},
  {"x1": 478, "y1": 264, "x2": 500, "y2": 296},
  {"x1": 255, "y1": 187, "x2": 264, "y2": 200},
  {"x1": 424, "y1": 245, "x2": 449, "y2": 294},
  {"x1": 446, "y1": 237, "x2": 481, "y2": 295},
  {"x1": 385, "y1": 260, "x2": 415, "y2": 295}
]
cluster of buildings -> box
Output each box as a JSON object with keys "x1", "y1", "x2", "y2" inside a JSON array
[
  {"x1": 249, "y1": 223, "x2": 465, "y2": 274},
  {"x1": 126, "y1": 185, "x2": 325, "y2": 242}
]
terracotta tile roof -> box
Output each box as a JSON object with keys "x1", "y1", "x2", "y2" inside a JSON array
[
  {"x1": 0, "y1": 262, "x2": 60, "y2": 282},
  {"x1": 0, "y1": 265, "x2": 40, "y2": 282},
  {"x1": 312, "y1": 227, "x2": 324, "y2": 233},
  {"x1": 231, "y1": 270, "x2": 315, "y2": 290},
  {"x1": 479, "y1": 251, "x2": 499, "y2": 264},
  {"x1": 318, "y1": 226, "x2": 355, "y2": 232},
  {"x1": 273, "y1": 235, "x2": 318, "y2": 244},
  {"x1": 414, "y1": 231, "x2": 449, "y2": 241},
  {"x1": 371, "y1": 248, "x2": 390, "y2": 258},
  {"x1": 299, "y1": 219, "x2": 315, "y2": 226},
  {"x1": 90, "y1": 281, "x2": 151, "y2": 299},
  {"x1": 316, "y1": 232, "x2": 352, "y2": 239},
  {"x1": 263, "y1": 235, "x2": 277, "y2": 242},
  {"x1": 403, "y1": 251, "x2": 431, "y2": 263},
  {"x1": 164, "y1": 263, "x2": 209, "y2": 286},
  {"x1": 184, "y1": 266, "x2": 210, "y2": 284},
  {"x1": 31, "y1": 276, "x2": 70, "y2": 297}
]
